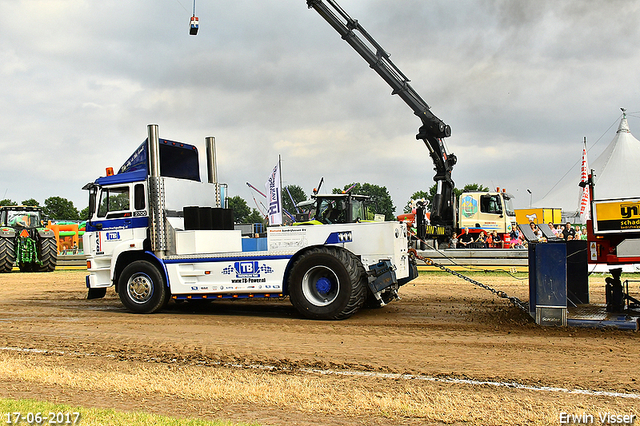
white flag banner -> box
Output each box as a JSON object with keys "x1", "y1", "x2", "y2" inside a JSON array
[
  {"x1": 578, "y1": 141, "x2": 591, "y2": 224},
  {"x1": 265, "y1": 159, "x2": 282, "y2": 226}
]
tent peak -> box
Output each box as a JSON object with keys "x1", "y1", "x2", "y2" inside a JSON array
[{"x1": 617, "y1": 109, "x2": 630, "y2": 134}]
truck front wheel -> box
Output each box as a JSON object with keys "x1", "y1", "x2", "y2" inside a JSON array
[
  {"x1": 118, "y1": 260, "x2": 167, "y2": 313},
  {"x1": 288, "y1": 247, "x2": 366, "y2": 320}
]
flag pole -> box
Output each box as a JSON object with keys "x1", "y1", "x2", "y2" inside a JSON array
[{"x1": 278, "y1": 154, "x2": 282, "y2": 196}]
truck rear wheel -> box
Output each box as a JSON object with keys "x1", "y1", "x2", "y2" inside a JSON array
[
  {"x1": 35, "y1": 237, "x2": 57, "y2": 272},
  {"x1": 0, "y1": 237, "x2": 16, "y2": 273},
  {"x1": 118, "y1": 260, "x2": 167, "y2": 313},
  {"x1": 288, "y1": 246, "x2": 366, "y2": 320}
]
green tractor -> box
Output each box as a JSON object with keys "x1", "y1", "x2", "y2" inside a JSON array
[
  {"x1": 0, "y1": 206, "x2": 57, "y2": 273},
  {"x1": 294, "y1": 193, "x2": 373, "y2": 225}
]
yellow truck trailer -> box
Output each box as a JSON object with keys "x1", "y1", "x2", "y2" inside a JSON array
[{"x1": 514, "y1": 208, "x2": 562, "y2": 225}]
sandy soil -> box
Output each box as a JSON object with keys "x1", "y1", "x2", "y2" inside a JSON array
[{"x1": 0, "y1": 269, "x2": 638, "y2": 425}]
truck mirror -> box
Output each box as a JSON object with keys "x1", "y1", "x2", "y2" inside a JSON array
[{"x1": 88, "y1": 188, "x2": 97, "y2": 221}]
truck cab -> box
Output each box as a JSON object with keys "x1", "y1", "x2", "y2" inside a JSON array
[{"x1": 457, "y1": 190, "x2": 516, "y2": 242}]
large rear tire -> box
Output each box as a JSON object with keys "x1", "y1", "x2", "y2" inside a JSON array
[
  {"x1": 0, "y1": 237, "x2": 16, "y2": 273},
  {"x1": 35, "y1": 237, "x2": 57, "y2": 272},
  {"x1": 117, "y1": 260, "x2": 168, "y2": 313},
  {"x1": 288, "y1": 246, "x2": 366, "y2": 320}
]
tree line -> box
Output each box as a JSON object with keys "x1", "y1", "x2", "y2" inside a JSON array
[{"x1": 0, "y1": 197, "x2": 86, "y2": 221}]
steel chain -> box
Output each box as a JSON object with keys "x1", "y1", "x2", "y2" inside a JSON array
[{"x1": 412, "y1": 250, "x2": 529, "y2": 312}]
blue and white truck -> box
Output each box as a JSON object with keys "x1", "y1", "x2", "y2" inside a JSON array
[{"x1": 83, "y1": 124, "x2": 417, "y2": 319}]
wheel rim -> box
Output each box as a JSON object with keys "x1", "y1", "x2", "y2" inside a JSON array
[
  {"x1": 126, "y1": 272, "x2": 154, "y2": 304},
  {"x1": 301, "y1": 265, "x2": 339, "y2": 307}
]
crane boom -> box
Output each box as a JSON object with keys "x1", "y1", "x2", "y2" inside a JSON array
[{"x1": 306, "y1": 0, "x2": 457, "y2": 230}]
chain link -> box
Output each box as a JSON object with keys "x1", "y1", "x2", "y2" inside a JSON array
[{"x1": 412, "y1": 250, "x2": 529, "y2": 313}]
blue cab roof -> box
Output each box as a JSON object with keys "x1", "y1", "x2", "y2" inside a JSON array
[
  {"x1": 91, "y1": 137, "x2": 201, "y2": 187},
  {"x1": 95, "y1": 169, "x2": 147, "y2": 186}
]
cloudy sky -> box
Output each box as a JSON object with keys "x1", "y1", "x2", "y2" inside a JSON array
[{"x1": 1, "y1": 0, "x2": 639, "y2": 215}]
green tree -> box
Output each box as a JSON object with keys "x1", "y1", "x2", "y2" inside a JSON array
[
  {"x1": 43, "y1": 196, "x2": 80, "y2": 220},
  {"x1": 21, "y1": 198, "x2": 40, "y2": 206},
  {"x1": 282, "y1": 184, "x2": 307, "y2": 216},
  {"x1": 227, "y1": 195, "x2": 252, "y2": 223},
  {"x1": 453, "y1": 183, "x2": 490, "y2": 200},
  {"x1": 246, "y1": 209, "x2": 265, "y2": 224},
  {"x1": 79, "y1": 206, "x2": 90, "y2": 220},
  {"x1": 0, "y1": 199, "x2": 17, "y2": 206},
  {"x1": 334, "y1": 182, "x2": 395, "y2": 221}
]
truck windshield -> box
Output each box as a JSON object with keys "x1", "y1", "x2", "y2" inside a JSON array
[{"x1": 503, "y1": 197, "x2": 515, "y2": 217}]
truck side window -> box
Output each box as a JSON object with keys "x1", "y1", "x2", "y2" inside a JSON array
[
  {"x1": 98, "y1": 187, "x2": 131, "y2": 218},
  {"x1": 134, "y1": 184, "x2": 145, "y2": 210},
  {"x1": 480, "y1": 195, "x2": 502, "y2": 215}
]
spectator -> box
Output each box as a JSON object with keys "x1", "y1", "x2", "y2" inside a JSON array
[
  {"x1": 548, "y1": 222, "x2": 558, "y2": 237},
  {"x1": 512, "y1": 230, "x2": 525, "y2": 249},
  {"x1": 575, "y1": 227, "x2": 583, "y2": 240},
  {"x1": 476, "y1": 231, "x2": 487, "y2": 248},
  {"x1": 450, "y1": 232, "x2": 458, "y2": 249},
  {"x1": 529, "y1": 222, "x2": 543, "y2": 240},
  {"x1": 563, "y1": 222, "x2": 576, "y2": 240},
  {"x1": 490, "y1": 230, "x2": 502, "y2": 248},
  {"x1": 581, "y1": 226, "x2": 588, "y2": 240},
  {"x1": 459, "y1": 227, "x2": 474, "y2": 248},
  {"x1": 509, "y1": 225, "x2": 519, "y2": 247}
]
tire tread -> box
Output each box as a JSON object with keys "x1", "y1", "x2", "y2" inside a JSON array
[
  {"x1": 288, "y1": 246, "x2": 366, "y2": 320},
  {"x1": 35, "y1": 237, "x2": 57, "y2": 272},
  {"x1": 0, "y1": 237, "x2": 16, "y2": 273}
]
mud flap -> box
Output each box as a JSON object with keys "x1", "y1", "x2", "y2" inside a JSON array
[
  {"x1": 367, "y1": 260, "x2": 398, "y2": 306},
  {"x1": 87, "y1": 287, "x2": 107, "y2": 300}
]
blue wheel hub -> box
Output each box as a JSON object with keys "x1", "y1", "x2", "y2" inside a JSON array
[
  {"x1": 301, "y1": 265, "x2": 340, "y2": 307},
  {"x1": 315, "y1": 276, "x2": 333, "y2": 294}
]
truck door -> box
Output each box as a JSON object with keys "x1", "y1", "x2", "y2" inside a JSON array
[{"x1": 89, "y1": 183, "x2": 148, "y2": 255}]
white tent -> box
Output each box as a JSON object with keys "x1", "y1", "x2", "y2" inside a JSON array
[{"x1": 534, "y1": 111, "x2": 640, "y2": 221}]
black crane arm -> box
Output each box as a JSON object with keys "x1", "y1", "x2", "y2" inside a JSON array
[{"x1": 306, "y1": 0, "x2": 456, "y2": 229}]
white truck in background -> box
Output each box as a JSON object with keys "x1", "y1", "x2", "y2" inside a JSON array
[
  {"x1": 457, "y1": 190, "x2": 517, "y2": 240},
  {"x1": 83, "y1": 125, "x2": 417, "y2": 319}
]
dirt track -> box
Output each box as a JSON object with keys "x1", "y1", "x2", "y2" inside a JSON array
[{"x1": 0, "y1": 269, "x2": 638, "y2": 425}]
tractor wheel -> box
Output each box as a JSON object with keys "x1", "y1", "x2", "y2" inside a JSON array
[
  {"x1": 117, "y1": 260, "x2": 168, "y2": 313},
  {"x1": 35, "y1": 237, "x2": 57, "y2": 272},
  {"x1": 0, "y1": 237, "x2": 16, "y2": 273},
  {"x1": 287, "y1": 246, "x2": 366, "y2": 320}
]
